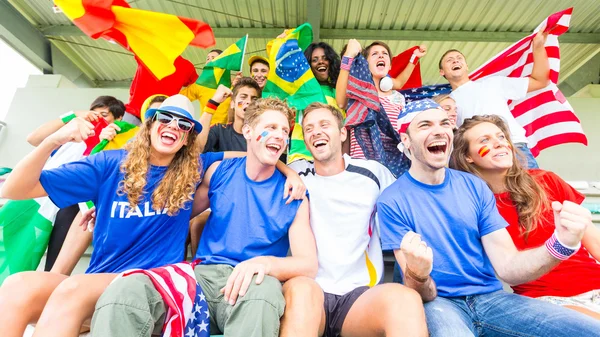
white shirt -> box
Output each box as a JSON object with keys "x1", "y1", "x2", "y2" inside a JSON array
[
  {"x1": 289, "y1": 154, "x2": 396, "y2": 295},
  {"x1": 451, "y1": 77, "x2": 528, "y2": 144}
]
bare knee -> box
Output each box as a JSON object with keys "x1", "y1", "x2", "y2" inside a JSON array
[
  {"x1": 380, "y1": 284, "x2": 423, "y2": 313},
  {"x1": 0, "y1": 272, "x2": 40, "y2": 310},
  {"x1": 283, "y1": 276, "x2": 323, "y2": 303}
]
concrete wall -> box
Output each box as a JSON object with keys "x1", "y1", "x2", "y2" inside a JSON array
[
  {"x1": 536, "y1": 97, "x2": 600, "y2": 182},
  {"x1": 0, "y1": 75, "x2": 128, "y2": 168}
]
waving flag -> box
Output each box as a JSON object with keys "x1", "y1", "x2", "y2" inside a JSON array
[
  {"x1": 468, "y1": 7, "x2": 584, "y2": 156},
  {"x1": 181, "y1": 36, "x2": 248, "y2": 125},
  {"x1": 119, "y1": 262, "x2": 210, "y2": 337},
  {"x1": 263, "y1": 23, "x2": 326, "y2": 163},
  {"x1": 196, "y1": 35, "x2": 248, "y2": 89},
  {"x1": 389, "y1": 46, "x2": 423, "y2": 90},
  {"x1": 54, "y1": 0, "x2": 215, "y2": 80},
  {"x1": 346, "y1": 55, "x2": 409, "y2": 177}
]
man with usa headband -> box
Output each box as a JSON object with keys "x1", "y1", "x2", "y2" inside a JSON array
[{"x1": 377, "y1": 99, "x2": 600, "y2": 336}]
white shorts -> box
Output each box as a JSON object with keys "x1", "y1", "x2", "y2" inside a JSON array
[{"x1": 537, "y1": 289, "x2": 600, "y2": 313}]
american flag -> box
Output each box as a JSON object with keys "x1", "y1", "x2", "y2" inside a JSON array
[
  {"x1": 346, "y1": 54, "x2": 410, "y2": 177},
  {"x1": 467, "y1": 7, "x2": 585, "y2": 157},
  {"x1": 400, "y1": 8, "x2": 584, "y2": 157},
  {"x1": 120, "y1": 261, "x2": 210, "y2": 337}
]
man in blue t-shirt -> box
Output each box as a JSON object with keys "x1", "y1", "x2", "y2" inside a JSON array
[
  {"x1": 92, "y1": 98, "x2": 317, "y2": 337},
  {"x1": 377, "y1": 99, "x2": 600, "y2": 336}
]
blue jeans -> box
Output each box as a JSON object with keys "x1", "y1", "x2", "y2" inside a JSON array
[
  {"x1": 425, "y1": 290, "x2": 600, "y2": 337},
  {"x1": 515, "y1": 143, "x2": 539, "y2": 169}
]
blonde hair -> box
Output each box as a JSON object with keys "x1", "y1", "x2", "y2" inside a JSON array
[
  {"x1": 303, "y1": 102, "x2": 344, "y2": 129},
  {"x1": 433, "y1": 94, "x2": 454, "y2": 104},
  {"x1": 449, "y1": 115, "x2": 548, "y2": 240},
  {"x1": 244, "y1": 97, "x2": 295, "y2": 128},
  {"x1": 118, "y1": 118, "x2": 202, "y2": 216}
]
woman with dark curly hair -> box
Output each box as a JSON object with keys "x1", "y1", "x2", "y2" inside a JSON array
[{"x1": 304, "y1": 42, "x2": 341, "y2": 91}]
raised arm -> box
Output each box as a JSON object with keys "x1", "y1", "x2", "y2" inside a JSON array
[
  {"x1": 198, "y1": 85, "x2": 232, "y2": 151},
  {"x1": 27, "y1": 111, "x2": 100, "y2": 146},
  {"x1": 221, "y1": 198, "x2": 317, "y2": 305},
  {"x1": 482, "y1": 200, "x2": 590, "y2": 285},
  {"x1": 1, "y1": 118, "x2": 94, "y2": 200},
  {"x1": 528, "y1": 28, "x2": 550, "y2": 92},
  {"x1": 336, "y1": 39, "x2": 362, "y2": 109},
  {"x1": 394, "y1": 231, "x2": 437, "y2": 302},
  {"x1": 391, "y1": 45, "x2": 427, "y2": 90}
]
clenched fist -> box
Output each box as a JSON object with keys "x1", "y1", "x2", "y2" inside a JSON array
[
  {"x1": 553, "y1": 200, "x2": 592, "y2": 248},
  {"x1": 401, "y1": 231, "x2": 433, "y2": 280}
]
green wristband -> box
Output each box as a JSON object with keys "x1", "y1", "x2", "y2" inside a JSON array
[{"x1": 60, "y1": 112, "x2": 77, "y2": 124}]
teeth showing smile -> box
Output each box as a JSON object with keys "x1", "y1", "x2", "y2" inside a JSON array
[
  {"x1": 313, "y1": 140, "x2": 328, "y2": 147},
  {"x1": 494, "y1": 152, "x2": 508, "y2": 158},
  {"x1": 317, "y1": 66, "x2": 327, "y2": 72},
  {"x1": 376, "y1": 61, "x2": 385, "y2": 67},
  {"x1": 266, "y1": 144, "x2": 281, "y2": 151},
  {"x1": 452, "y1": 65, "x2": 461, "y2": 70},
  {"x1": 160, "y1": 131, "x2": 178, "y2": 145},
  {"x1": 427, "y1": 141, "x2": 447, "y2": 154}
]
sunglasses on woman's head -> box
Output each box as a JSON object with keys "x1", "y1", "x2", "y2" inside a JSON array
[{"x1": 154, "y1": 111, "x2": 194, "y2": 132}]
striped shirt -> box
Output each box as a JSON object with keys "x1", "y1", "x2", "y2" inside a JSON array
[{"x1": 350, "y1": 91, "x2": 405, "y2": 159}]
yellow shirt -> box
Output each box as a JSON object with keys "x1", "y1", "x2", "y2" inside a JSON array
[{"x1": 180, "y1": 83, "x2": 231, "y2": 125}]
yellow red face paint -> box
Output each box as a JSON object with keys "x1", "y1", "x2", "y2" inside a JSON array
[{"x1": 478, "y1": 145, "x2": 490, "y2": 157}]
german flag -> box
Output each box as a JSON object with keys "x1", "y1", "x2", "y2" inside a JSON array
[{"x1": 54, "y1": 0, "x2": 215, "y2": 80}]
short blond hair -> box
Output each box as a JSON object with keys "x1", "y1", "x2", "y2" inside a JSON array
[
  {"x1": 433, "y1": 94, "x2": 454, "y2": 104},
  {"x1": 244, "y1": 97, "x2": 296, "y2": 128},
  {"x1": 302, "y1": 102, "x2": 344, "y2": 129}
]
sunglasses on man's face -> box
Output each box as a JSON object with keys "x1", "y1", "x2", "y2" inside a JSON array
[{"x1": 154, "y1": 111, "x2": 194, "y2": 132}]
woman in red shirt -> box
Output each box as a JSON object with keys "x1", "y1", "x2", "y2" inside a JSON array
[{"x1": 450, "y1": 114, "x2": 600, "y2": 319}]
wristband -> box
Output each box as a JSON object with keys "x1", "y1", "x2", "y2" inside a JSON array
[
  {"x1": 410, "y1": 53, "x2": 420, "y2": 65},
  {"x1": 341, "y1": 56, "x2": 354, "y2": 71},
  {"x1": 205, "y1": 99, "x2": 219, "y2": 114},
  {"x1": 406, "y1": 266, "x2": 429, "y2": 283},
  {"x1": 60, "y1": 111, "x2": 77, "y2": 124},
  {"x1": 545, "y1": 231, "x2": 580, "y2": 260}
]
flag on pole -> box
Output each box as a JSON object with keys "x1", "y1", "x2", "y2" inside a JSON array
[
  {"x1": 468, "y1": 7, "x2": 585, "y2": 157},
  {"x1": 91, "y1": 120, "x2": 139, "y2": 154},
  {"x1": 119, "y1": 262, "x2": 210, "y2": 337},
  {"x1": 196, "y1": 35, "x2": 248, "y2": 89},
  {"x1": 53, "y1": 0, "x2": 215, "y2": 80}
]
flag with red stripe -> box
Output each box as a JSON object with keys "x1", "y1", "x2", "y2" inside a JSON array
[
  {"x1": 468, "y1": 7, "x2": 586, "y2": 156},
  {"x1": 119, "y1": 261, "x2": 209, "y2": 337}
]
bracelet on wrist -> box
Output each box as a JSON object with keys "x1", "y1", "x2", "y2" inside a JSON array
[
  {"x1": 545, "y1": 231, "x2": 580, "y2": 260},
  {"x1": 341, "y1": 56, "x2": 354, "y2": 71},
  {"x1": 207, "y1": 99, "x2": 220, "y2": 110},
  {"x1": 410, "y1": 53, "x2": 420, "y2": 65},
  {"x1": 60, "y1": 112, "x2": 77, "y2": 124},
  {"x1": 406, "y1": 266, "x2": 429, "y2": 283}
]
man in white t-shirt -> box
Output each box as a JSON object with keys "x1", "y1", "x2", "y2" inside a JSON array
[
  {"x1": 280, "y1": 102, "x2": 428, "y2": 337},
  {"x1": 438, "y1": 29, "x2": 549, "y2": 169}
]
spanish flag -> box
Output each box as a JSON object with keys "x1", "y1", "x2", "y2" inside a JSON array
[
  {"x1": 54, "y1": 0, "x2": 216, "y2": 80},
  {"x1": 263, "y1": 23, "x2": 326, "y2": 163}
]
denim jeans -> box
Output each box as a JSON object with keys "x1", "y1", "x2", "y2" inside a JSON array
[
  {"x1": 515, "y1": 143, "x2": 539, "y2": 169},
  {"x1": 424, "y1": 290, "x2": 600, "y2": 337}
]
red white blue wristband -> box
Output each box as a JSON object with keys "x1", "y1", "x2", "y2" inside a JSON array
[
  {"x1": 60, "y1": 111, "x2": 76, "y2": 124},
  {"x1": 410, "y1": 53, "x2": 420, "y2": 65},
  {"x1": 341, "y1": 56, "x2": 354, "y2": 71},
  {"x1": 545, "y1": 231, "x2": 580, "y2": 260}
]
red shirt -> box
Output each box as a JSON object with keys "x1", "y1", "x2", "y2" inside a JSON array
[{"x1": 495, "y1": 169, "x2": 600, "y2": 297}]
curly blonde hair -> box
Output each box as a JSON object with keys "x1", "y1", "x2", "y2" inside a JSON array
[
  {"x1": 449, "y1": 115, "x2": 548, "y2": 240},
  {"x1": 118, "y1": 118, "x2": 202, "y2": 216}
]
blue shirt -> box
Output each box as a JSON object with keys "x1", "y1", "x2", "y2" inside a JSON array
[
  {"x1": 196, "y1": 157, "x2": 303, "y2": 266},
  {"x1": 40, "y1": 149, "x2": 223, "y2": 273},
  {"x1": 377, "y1": 169, "x2": 507, "y2": 297}
]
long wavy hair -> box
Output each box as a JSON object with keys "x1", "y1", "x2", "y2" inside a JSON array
[
  {"x1": 449, "y1": 115, "x2": 548, "y2": 240},
  {"x1": 304, "y1": 42, "x2": 340, "y2": 89},
  {"x1": 118, "y1": 117, "x2": 202, "y2": 216}
]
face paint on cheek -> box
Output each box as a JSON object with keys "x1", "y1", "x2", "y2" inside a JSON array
[
  {"x1": 256, "y1": 130, "x2": 269, "y2": 142},
  {"x1": 478, "y1": 145, "x2": 490, "y2": 157},
  {"x1": 237, "y1": 101, "x2": 244, "y2": 108}
]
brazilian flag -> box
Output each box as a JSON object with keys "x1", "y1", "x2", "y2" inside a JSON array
[
  {"x1": 263, "y1": 23, "x2": 327, "y2": 163},
  {"x1": 196, "y1": 35, "x2": 248, "y2": 89}
]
